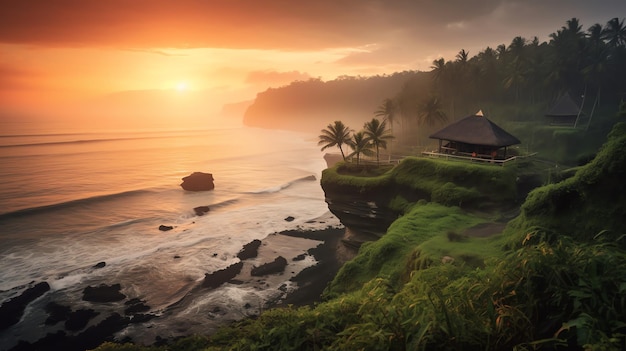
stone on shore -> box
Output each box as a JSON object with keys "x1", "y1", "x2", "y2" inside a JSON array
[
  {"x1": 202, "y1": 262, "x2": 244, "y2": 289},
  {"x1": 159, "y1": 225, "x2": 174, "y2": 231},
  {"x1": 181, "y1": 172, "x2": 215, "y2": 191},
  {"x1": 65, "y1": 308, "x2": 99, "y2": 331},
  {"x1": 251, "y1": 256, "x2": 288, "y2": 276},
  {"x1": 237, "y1": 239, "x2": 262, "y2": 260},
  {"x1": 0, "y1": 281, "x2": 50, "y2": 330},
  {"x1": 45, "y1": 302, "x2": 72, "y2": 326},
  {"x1": 194, "y1": 206, "x2": 210, "y2": 216},
  {"x1": 82, "y1": 284, "x2": 126, "y2": 303}
]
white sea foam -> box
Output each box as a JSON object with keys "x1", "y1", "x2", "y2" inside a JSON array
[{"x1": 0, "y1": 126, "x2": 341, "y2": 348}]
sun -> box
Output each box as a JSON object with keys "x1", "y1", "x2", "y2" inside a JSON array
[{"x1": 175, "y1": 82, "x2": 188, "y2": 92}]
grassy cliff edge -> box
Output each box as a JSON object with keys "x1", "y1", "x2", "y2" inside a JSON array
[{"x1": 95, "y1": 123, "x2": 626, "y2": 351}]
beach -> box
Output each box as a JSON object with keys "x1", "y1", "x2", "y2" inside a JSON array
[{"x1": 0, "y1": 126, "x2": 350, "y2": 349}]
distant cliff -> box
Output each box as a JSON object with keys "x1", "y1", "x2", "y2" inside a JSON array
[{"x1": 242, "y1": 72, "x2": 427, "y2": 133}]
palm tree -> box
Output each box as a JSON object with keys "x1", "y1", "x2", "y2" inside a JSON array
[
  {"x1": 431, "y1": 58, "x2": 457, "y2": 118},
  {"x1": 602, "y1": 17, "x2": 626, "y2": 48},
  {"x1": 374, "y1": 98, "x2": 397, "y2": 128},
  {"x1": 417, "y1": 96, "x2": 448, "y2": 126},
  {"x1": 347, "y1": 131, "x2": 375, "y2": 166},
  {"x1": 375, "y1": 98, "x2": 398, "y2": 155},
  {"x1": 318, "y1": 121, "x2": 352, "y2": 161},
  {"x1": 363, "y1": 118, "x2": 394, "y2": 165}
]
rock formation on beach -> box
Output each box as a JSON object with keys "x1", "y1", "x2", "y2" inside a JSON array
[
  {"x1": 193, "y1": 206, "x2": 210, "y2": 216},
  {"x1": 82, "y1": 283, "x2": 127, "y2": 303},
  {"x1": 180, "y1": 172, "x2": 215, "y2": 191},
  {"x1": 0, "y1": 281, "x2": 50, "y2": 331},
  {"x1": 251, "y1": 256, "x2": 288, "y2": 276},
  {"x1": 237, "y1": 239, "x2": 262, "y2": 260},
  {"x1": 202, "y1": 262, "x2": 244, "y2": 289}
]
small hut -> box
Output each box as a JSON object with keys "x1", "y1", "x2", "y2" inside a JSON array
[
  {"x1": 429, "y1": 110, "x2": 521, "y2": 159},
  {"x1": 545, "y1": 93, "x2": 582, "y2": 126}
]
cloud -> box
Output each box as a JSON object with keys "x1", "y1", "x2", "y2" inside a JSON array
[
  {"x1": 244, "y1": 70, "x2": 311, "y2": 86},
  {"x1": 124, "y1": 48, "x2": 188, "y2": 56},
  {"x1": 3, "y1": 0, "x2": 623, "y2": 52},
  {"x1": 0, "y1": 64, "x2": 38, "y2": 91}
]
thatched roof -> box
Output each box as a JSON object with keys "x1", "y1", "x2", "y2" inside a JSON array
[
  {"x1": 546, "y1": 93, "x2": 582, "y2": 117},
  {"x1": 429, "y1": 111, "x2": 521, "y2": 147}
]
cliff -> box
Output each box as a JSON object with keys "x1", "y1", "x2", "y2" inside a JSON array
[
  {"x1": 242, "y1": 73, "x2": 426, "y2": 133},
  {"x1": 320, "y1": 158, "x2": 520, "y2": 236},
  {"x1": 92, "y1": 125, "x2": 626, "y2": 351}
]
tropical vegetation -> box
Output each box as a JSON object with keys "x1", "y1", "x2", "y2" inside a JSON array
[
  {"x1": 318, "y1": 120, "x2": 352, "y2": 161},
  {"x1": 94, "y1": 17, "x2": 626, "y2": 351},
  {"x1": 246, "y1": 17, "x2": 626, "y2": 164},
  {"x1": 318, "y1": 118, "x2": 393, "y2": 166},
  {"x1": 95, "y1": 122, "x2": 626, "y2": 351}
]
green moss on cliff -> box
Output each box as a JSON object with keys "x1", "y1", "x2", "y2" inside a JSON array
[
  {"x1": 93, "y1": 124, "x2": 626, "y2": 351},
  {"x1": 507, "y1": 122, "x2": 626, "y2": 244},
  {"x1": 322, "y1": 156, "x2": 518, "y2": 210},
  {"x1": 326, "y1": 203, "x2": 487, "y2": 296}
]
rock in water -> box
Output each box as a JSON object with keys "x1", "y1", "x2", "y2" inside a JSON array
[
  {"x1": 237, "y1": 239, "x2": 262, "y2": 260},
  {"x1": 0, "y1": 281, "x2": 50, "y2": 330},
  {"x1": 181, "y1": 172, "x2": 215, "y2": 191},
  {"x1": 202, "y1": 262, "x2": 244, "y2": 289},
  {"x1": 194, "y1": 206, "x2": 210, "y2": 216},
  {"x1": 251, "y1": 256, "x2": 288, "y2": 276},
  {"x1": 82, "y1": 284, "x2": 126, "y2": 303}
]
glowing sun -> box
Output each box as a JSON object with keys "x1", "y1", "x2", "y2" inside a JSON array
[{"x1": 175, "y1": 82, "x2": 188, "y2": 91}]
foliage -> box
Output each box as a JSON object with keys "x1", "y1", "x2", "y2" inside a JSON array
[
  {"x1": 95, "y1": 18, "x2": 626, "y2": 351},
  {"x1": 318, "y1": 120, "x2": 353, "y2": 161},
  {"x1": 346, "y1": 131, "x2": 375, "y2": 165},
  {"x1": 508, "y1": 122, "x2": 626, "y2": 244},
  {"x1": 326, "y1": 203, "x2": 485, "y2": 296},
  {"x1": 363, "y1": 118, "x2": 394, "y2": 164},
  {"x1": 390, "y1": 156, "x2": 518, "y2": 206}
]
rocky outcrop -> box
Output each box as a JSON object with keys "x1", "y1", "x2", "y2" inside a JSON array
[
  {"x1": 82, "y1": 284, "x2": 126, "y2": 303},
  {"x1": 202, "y1": 262, "x2": 244, "y2": 289},
  {"x1": 251, "y1": 256, "x2": 288, "y2": 276},
  {"x1": 0, "y1": 281, "x2": 50, "y2": 330},
  {"x1": 323, "y1": 191, "x2": 398, "y2": 237},
  {"x1": 194, "y1": 206, "x2": 210, "y2": 216},
  {"x1": 65, "y1": 308, "x2": 99, "y2": 331},
  {"x1": 237, "y1": 239, "x2": 262, "y2": 260},
  {"x1": 180, "y1": 172, "x2": 215, "y2": 191}
]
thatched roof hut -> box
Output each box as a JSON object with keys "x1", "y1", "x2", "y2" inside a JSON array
[
  {"x1": 429, "y1": 110, "x2": 520, "y2": 158},
  {"x1": 545, "y1": 93, "x2": 582, "y2": 126}
]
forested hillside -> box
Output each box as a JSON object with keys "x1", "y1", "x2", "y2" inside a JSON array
[
  {"x1": 242, "y1": 72, "x2": 427, "y2": 132},
  {"x1": 243, "y1": 17, "x2": 626, "y2": 164}
]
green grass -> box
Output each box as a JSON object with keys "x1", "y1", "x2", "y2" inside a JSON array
[
  {"x1": 92, "y1": 123, "x2": 626, "y2": 351},
  {"x1": 322, "y1": 157, "x2": 518, "y2": 212},
  {"x1": 506, "y1": 122, "x2": 626, "y2": 246},
  {"x1": 325, "y1": 203, "x2": 487, "y2": 296}
]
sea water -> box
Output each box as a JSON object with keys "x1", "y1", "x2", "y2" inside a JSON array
[{"x1": 0, "y1": 124, "x2": 340, "y2": 346}]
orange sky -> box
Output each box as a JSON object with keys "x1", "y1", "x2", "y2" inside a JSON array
[{"x1": 1, "y1": 0, "x2": 624, "y2": 131}]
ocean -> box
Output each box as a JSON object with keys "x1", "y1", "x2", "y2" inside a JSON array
[{"x1": 0, "y1": 124, "x2": 341, "y2": 347}]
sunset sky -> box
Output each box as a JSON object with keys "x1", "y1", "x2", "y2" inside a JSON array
[{"x1": 1, "y1": 0, "x2": 625, "y2": 130}]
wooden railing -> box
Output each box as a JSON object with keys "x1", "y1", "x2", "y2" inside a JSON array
[{"x1": 420, "y1": 151, "x2": 537, "y2": 165}]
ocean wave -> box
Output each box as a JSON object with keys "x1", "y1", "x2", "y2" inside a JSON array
[
  {"x1": 0, "y1": 135, "x2": 175, "y2": 149},
  {"x1": 207, "y1": 198, "x2": 240, "y2": 209},
  {"x1": 0, "y1": 189, "x2": 154, "y2": 219},
  {"x1": 245, "y1": 175, "x2": 317, "y2": 194}
]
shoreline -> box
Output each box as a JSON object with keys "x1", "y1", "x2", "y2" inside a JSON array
[
  {"x1": 0, "y1": 213, "x2": 353, "y2": 350},
  {"x1": 275, "y1": 225, "x2": 353, "y2": 307}
]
